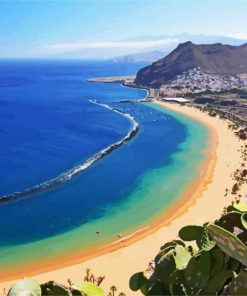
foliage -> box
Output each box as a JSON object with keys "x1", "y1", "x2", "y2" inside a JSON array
[
  {"x1": 41, "y1": 281, "x2": 78, "y2": 295},
  {"x1": 75, "y1": 282, "x2": 105, "y2": 296},
  {"x1": 7, "y1": 279, "x2": 41, "y2": 296},
  {"x1": 7, "y1": 268, "x2": 125, "y2": 296},
  {"x1": 130, "y1": 202, "x2": 247, "y2": 295}
]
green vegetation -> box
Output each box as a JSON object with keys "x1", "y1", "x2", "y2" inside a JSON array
[
  {"x1": 130, "y1": 202, "x2": 247, "y2": 295},
  {"x1": 7, "y1": 269, "x2": 126, "y2": 296},
  {"x1": 8, "y1": 279, "x2": 41, "y2": 296},
  {"x1": 6, "y1": 145, "x2": 247, "y2": 296}
]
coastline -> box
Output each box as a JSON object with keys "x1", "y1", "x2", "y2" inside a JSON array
[
  {"x1": 1, "y1": 101, "x2": 246, "y2": 295},
  {"x1": 87, "y1": 75, "x2": 151, "y2": 101}
]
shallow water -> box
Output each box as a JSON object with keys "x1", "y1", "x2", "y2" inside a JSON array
[{"x1": 0, "y1": 60, "x2": 208, "y2": 269}]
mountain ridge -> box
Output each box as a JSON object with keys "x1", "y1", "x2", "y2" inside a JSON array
[{"x1": 134, "y1": 41, "x2": 247, "y2": 88}]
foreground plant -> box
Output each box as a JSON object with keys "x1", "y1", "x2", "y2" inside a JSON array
[
  {"x1": 7, "y1": 268, "x2": 125, "y2": 296},
  {"x1": 8, "y1": 279, "x2": 41, "y2": 296},
  {"x1": 129, "y1": 202, "x2": 247, "y2": 295}
]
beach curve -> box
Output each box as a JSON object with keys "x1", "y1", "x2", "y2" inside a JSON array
[{"x1": 1, "y1": 101, "x2": 246, "y2": 295}]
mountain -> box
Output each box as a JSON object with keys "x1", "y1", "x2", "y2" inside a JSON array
[
  {"x1": 135, "y1": 41, "x2": 247, "y2": 88},
  {"x1": 109, "y1": 34, "x2": 247, "y2": 63},
  {"x1": 42, "y1": 34, "x2": 247, "y2": 60},
  {"x1": 111, "y1": 50, "x2": 166, "y2": 63}
]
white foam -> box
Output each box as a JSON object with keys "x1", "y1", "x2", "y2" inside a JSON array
[{"x1": 0, "y1": 100, "x2": 139, "y2": 202}]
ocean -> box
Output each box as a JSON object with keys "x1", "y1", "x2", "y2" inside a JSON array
[{"x1": 0, "y1": 60, "x2": 208, "y2": 272}]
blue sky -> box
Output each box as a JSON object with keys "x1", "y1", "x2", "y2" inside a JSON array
[{"x1": 0, "y1": 0, "x2": 247, "y2": 58}]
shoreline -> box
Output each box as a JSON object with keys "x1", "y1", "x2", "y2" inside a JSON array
[
  {"x1": 0, "y1": 100, "x2": 212, "y2": 280},
  {"x1": 1, "y1": 101, "x2": 246, "y2": 295},
  {"x1": 87, "y1": 75, "x2": 151, "y2": 101}
]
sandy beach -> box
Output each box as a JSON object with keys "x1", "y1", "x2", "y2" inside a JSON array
[{"x1": 1, "y1": 101, "x2": 246, "y2": 295}]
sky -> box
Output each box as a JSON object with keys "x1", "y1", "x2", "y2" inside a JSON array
[{"x1": 0, "y1": 0, "x2": 247, "y2": 59}]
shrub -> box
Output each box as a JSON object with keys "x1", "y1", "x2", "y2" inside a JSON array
[{"x1": 130, "y1": 202, "x2": 247, "y2": 295}]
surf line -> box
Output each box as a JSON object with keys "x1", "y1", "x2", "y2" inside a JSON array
[{"x1": 0, "y1": 100, "x2": 139, "y2": 203}]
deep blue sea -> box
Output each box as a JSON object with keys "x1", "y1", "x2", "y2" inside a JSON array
[{"x1": 0, "y1": 59, "x2": 191, "y2": 249}]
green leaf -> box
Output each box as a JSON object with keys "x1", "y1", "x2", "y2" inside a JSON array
[
  {"x1": 238, "y1": 230, "x2": 247, "y2": 245},
  {"x1": 140, "y1": 279, "x2": 150, "y2": 295},
  {"x1": 227, "y1": 203, "x2": 247, "y2": 213},
  {"x1": 71, "y1": 290, "x2": 83, "y2": 296},
  {"x1": 146, "y1": 282, "x2": 165, "y2": 295},
  {"x1": 129, "y1": 272, "x2": 146, "y2": 292},
  {"x1": 75, "y1": 282, "x2": 105, "y2": 296},
  {"x1": 169, "y1": 270, "x2": 187, "y2": 295},
  {"x1": 196, "y1": 232, "x2": 216, "y2": 251},
  {"x1": 155, "y1": 246, "x2": 174, "y2": 266},
  {"x1": 8, "y1": 279, "x2": 41, "y2": 296},
  {"x1": 160, "y1": 240, "x2": 185, "y2": 251},
  {"x1": 156, "y1": 249, "x2": 176, "y2": 286},
  {"x1": 179, "y1": 225, "x2": 204, "y2": 241},
  {"x1": 199, "y1": 270, "x2": 234, "y2": 295},
  {"x1": 185, "y1": 251, "x2": 211, "y2": 291},
  {"x1": 207, "y1": 223, "x2": 247, "y2": 266},
  {"x1": 228, "y1": 269, "x2": 247, "y2": 294},
  {"x1": 41, "y1": 281, "x2": 72, "y2": 296},
  {"x1": 210, "y1": 247, "x2": 225, "y2": 277},
  {"x1": 156, "y1": 240, "x2": 186, "y2": 266},
  {"x1": 241, "y1": 212, "x2": 247, "y2": 230},
  {"x1": 174, "y1": 244, "x2": 191, "y2": 270}
]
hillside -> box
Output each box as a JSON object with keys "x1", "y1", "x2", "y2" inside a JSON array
[{"x1": 135, "y1": 41, "x2": 247, "y2": 88}]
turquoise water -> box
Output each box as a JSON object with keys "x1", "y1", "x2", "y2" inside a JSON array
[{"x1": 0, "y1": 101, "x2": 209, "y2": 270}]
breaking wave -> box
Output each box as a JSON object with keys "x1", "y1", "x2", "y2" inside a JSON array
[{"x1": 0, "y1": 100, "x2": 139, "y2": 203}]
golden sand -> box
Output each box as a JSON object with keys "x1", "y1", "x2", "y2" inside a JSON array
[{"x1": 1, "y1": 102, "x2": 246, "y2": 295}]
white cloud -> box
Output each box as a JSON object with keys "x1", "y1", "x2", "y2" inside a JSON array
[
  {"x1": 43, "y1": 38, "x2": 179, "y2": 54},
  {"x1": 225, "y1": 33, "x2": 247, "y2": 40}
]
